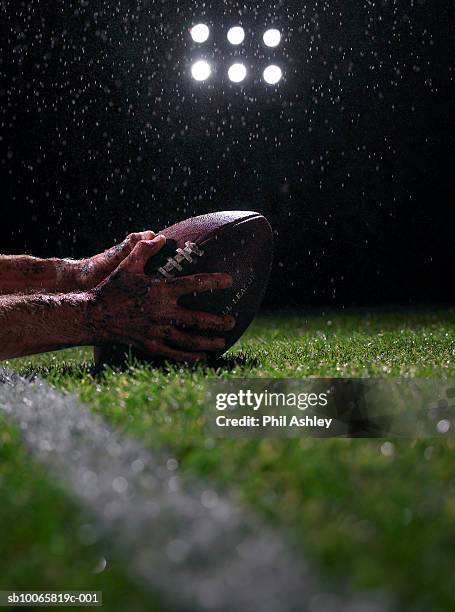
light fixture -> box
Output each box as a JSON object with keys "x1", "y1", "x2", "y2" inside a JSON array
[
  {"x1": 228, "y1": 63, "x2": 247, "y2": 83},
  {"x1": 191, "y1": 60, "x2": 211, "y2": 81},
  {"x1": 263, "y1": 28, "x2": 281, "y2": 48},
  {"x1": 191, "y1": 23, "x2": 210, "y2": 43},
  {"x1": 263, "y1": 64, "x2": 282, "y2": 84},
  {"x1": 227, "y1": 26, "x2": 245, "y2": 45}
]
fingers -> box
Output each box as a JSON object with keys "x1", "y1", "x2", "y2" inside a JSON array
[
  {"x1": 104, "y1": 231, "x2": 156, "y2": 262},
  {"x1": 123, "y1": 231, "x2": 156, "y2": 254},
  {"x1": 157, "y1": 326, "x2": 226, "y2": 351},
  {"x1": 142, "y1": 339, "x2": 207, "y2": 363},
  {"x1": 123, "y1": 232, "x2": 156, "y2": 257},
  {"x1": 119, "y1": 235, "x2": 166, "y2": 274},
  {"x1": 166, "y1": 273, "x2": 233, "y2": 297},
  {"x1": 173, "y1": 309, "x2": 236, "y2": 332},
  {"x1": 127, "y1": 230, "x2": 156, "y2": 243}
]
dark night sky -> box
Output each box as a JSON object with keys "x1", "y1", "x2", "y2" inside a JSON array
[{"x1": 1, "y1": 0, "x2": 454, "y2": 305}]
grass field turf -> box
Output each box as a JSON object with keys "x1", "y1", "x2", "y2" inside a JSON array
[{"x1": 3, "y1": 306, "x2": 455, "y2": 610}]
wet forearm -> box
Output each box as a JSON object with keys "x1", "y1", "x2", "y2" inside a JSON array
[
  {"x1": 0, "y1": 292, "x2": 97, "y2": 360},
  {"x1": 0, "y1": 255, "x2": 84, "y2": 295}
]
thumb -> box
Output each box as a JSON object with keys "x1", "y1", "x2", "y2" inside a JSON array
[{"x1": 119, "y1": 235, "x2": 166, "y2": 274}]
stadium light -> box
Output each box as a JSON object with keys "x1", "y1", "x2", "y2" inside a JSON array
[
  {"x1": 191, "y1": 60, "x2": 211, "y2": 81},
  {"x1": 228, "y1": 63, "x2": 247, "y2": 83},
  {"x1": 191, "y1": 23, "x2": 210, "y2": 43},
  {"x1": 227, "y1": 26, "x2": 245, "y2": 45},
  {"x1": 263, "y1": 64, "x2": 282, "y2": 84},
  {"x1": 188, "y1": 24, "x2": 286, "y2": 86},
  {"x1": 263, "y1": 28, "x2": 281, "y2": 47}
]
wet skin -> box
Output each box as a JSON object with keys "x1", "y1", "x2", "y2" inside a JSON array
[
  {"x1": 0, "y1": 233, "x2": 235, "y2": 361},
  {"x1": 0, "y1": 231, "x2": 157, "y2": 294}
]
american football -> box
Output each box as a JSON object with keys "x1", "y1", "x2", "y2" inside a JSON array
[
  {"x1": 94, "y1": 211, "x2": 273, "y2": 366},
  {"x1": 2, "y1": 3, "x2": 453, "y2": 609}
]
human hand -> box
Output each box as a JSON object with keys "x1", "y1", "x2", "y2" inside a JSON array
[
  {"x1": 88, "y1": 235, "x2": 235, "y2": 362},
  {"x1": 77, "y1": 231, "x2": 157, "y2": 290}
]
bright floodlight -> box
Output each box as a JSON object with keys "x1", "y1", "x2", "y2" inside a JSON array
[
  {"x1": 263, "y1": 64, "x2": 282, "y2": 84},
  {"x1": 191, "y1": 60, "x2": 211, "y2": 81},
  {"x1": 191, "y1": 23, "x2": 210, "y2": 43},
  {"x1": 263, "y1": 28, "x2": 281, "y2": 47},
  {"x1": 228, "y1": 63, "x2": 247, "y2": 83},
  {"x1": 227, "y1": 26, "x2": 245, "y2": 45}
]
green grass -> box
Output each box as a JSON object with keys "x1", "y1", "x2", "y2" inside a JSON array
[
  {"x1": 0, "y1": 415, "x2": 159, "y2": 611},
  {"x1": 4, "y1": 306, "x2": 455, "y2": 611}
]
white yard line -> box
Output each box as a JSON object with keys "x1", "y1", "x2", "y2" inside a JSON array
[{"x1": 0, "y1": 368, "x2": 389, "y2": 612}]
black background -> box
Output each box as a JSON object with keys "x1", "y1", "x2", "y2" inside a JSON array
[{"x1": 1, "y1": 0, "x2": 453, "y2": 306}]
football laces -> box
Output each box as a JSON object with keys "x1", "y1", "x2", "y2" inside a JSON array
[{"x1": 158, "y1": 241, "x2": 205, "y2": 279}]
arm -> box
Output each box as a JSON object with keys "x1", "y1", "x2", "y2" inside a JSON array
[
  {"x1": 0, "y1": 255, "x2": 82, "y2": 295},
  {"x1": 0, "y1": 236, "x2": 235, "y2": 362},
  {"x1": 0, "y1": 292, "x2": 94, "y2": 359},
  {"x1": 0, "y1": 231, "x2": 155, "y2": 295}
]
